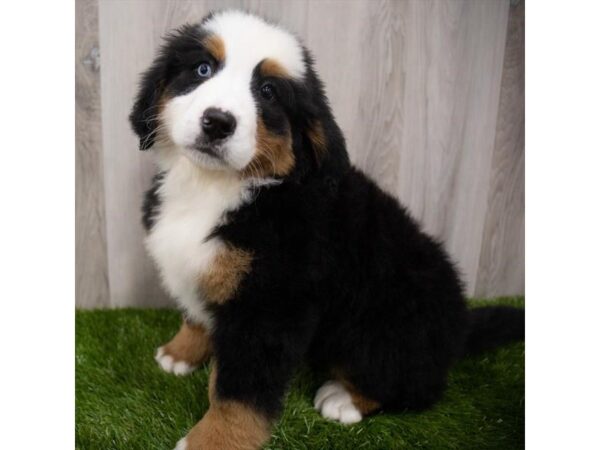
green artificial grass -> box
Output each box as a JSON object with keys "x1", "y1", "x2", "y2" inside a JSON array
[{"x1": 76, "y1": 297, "x2": 524, "y2": 450}]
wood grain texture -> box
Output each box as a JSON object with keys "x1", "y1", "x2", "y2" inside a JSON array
[
  {"x1": 98, "y1": 0, "x2": 171, "y2": 308},
  {"x1": 475, "y1": 0, "x2": 525, "y2": 297},
  {"x1": 76, "y1": 0, "x2": 109, "y2": 308},
  {"x1": 79, "y1": 0, "x2": 523, "y2": 307},
  {"x1": 394, "y1": 0, "x2": 510, "y2": 295},
  {"x1": 305, "y1": 0, "x2": 511, "y2": 294}
]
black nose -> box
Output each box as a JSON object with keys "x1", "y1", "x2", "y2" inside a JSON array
[{"x1": 201, "y1": 108, "x2": 237, "y2": 141}]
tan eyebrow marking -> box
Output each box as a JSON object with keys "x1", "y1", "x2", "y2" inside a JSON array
[
  {"x1": 260, "y1": 58, "x2": 290, "y2": 78},
  {"x1": 202, "y1": 34, "x2": 226, "y2": 62}
]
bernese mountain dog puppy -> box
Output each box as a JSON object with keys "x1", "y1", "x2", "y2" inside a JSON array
[{"x1": 129, "y1": 10, "x2": 524, "y2": 450}]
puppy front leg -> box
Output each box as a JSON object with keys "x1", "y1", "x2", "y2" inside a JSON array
[
  {"x1": 175, "y1": 364, "x2": 272, "y2": 450},
  {"x1": 175, "y1": 313, "x2": 313, "y2": 450}
]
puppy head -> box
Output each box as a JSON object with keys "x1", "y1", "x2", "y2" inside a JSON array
[{"x1": 130, "y1": 10, "x2": 348, "y2": 180}]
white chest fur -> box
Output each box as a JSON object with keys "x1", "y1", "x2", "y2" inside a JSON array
[{"x1": 145, "y1": 157, "x2": 248, "y2": 327}]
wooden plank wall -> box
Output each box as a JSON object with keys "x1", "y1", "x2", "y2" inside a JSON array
[
  {"x1": 76, "y1": 0, "x2": 524, "y2": 308},
  {"x1": 75, "y1": 0, "x2": 109, "y2": 308},
  {"x1": 475, "y1": 0, "x2": 525, "y2": 297}
]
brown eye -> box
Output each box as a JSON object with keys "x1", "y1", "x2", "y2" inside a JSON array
[{"x1": 260, "y1": 83, "x2": 275, "y2": 101}]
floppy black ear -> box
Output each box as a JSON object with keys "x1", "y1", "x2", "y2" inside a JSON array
[
  {"x1": 298, "y1": 49, "x2": 350, "y2": 175},
  {"x1": 129, "y1": 55, "x2": 168, "y2": 150}
]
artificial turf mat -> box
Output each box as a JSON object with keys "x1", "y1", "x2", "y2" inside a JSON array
[{"x1": 76, "y1": 297, "x2": 524, "y2": 450}]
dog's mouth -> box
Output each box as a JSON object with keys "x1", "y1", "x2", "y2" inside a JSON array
[
  {"x1": 191, "y1": 142, "x2": 223, "y2": 160},
  {"x1": 182, "y1": 142, "x2": 228, "y2": 169},
  {"x1": 180, "y1": 134, "x2": 255, "y2": 173}
]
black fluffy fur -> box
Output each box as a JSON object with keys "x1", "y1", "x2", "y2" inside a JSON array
[
  {"x1": 141, "y1": 172, "x2": 164, "y2": 231},
  {"x1": 132, "y1": 15, "x2": 525, "y2": 422}
]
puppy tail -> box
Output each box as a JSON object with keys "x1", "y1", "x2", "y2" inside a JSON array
[{"x1": 463, "y1": 306, "x2": 525, "y2": 356}]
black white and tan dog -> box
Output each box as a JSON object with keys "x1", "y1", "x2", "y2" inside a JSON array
[{"x1": 129, "y1": 10, "x2": 524, "y2": 450}]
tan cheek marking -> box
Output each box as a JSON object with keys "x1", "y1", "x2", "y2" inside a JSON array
[
  {"x1": 161, "y1": 319, "x2": 212, "y2": 365},
  {"x1": 307, "y1": 120, "x2": 327, "y2": 163},
  {"x1": 203, "y1": 34, "x2": 226, "y2": 62},
  {"x1": 199, "y1": 246, "x2": 253, "y2": 304},
  {"x1": 185, "y1": 364, "x2": 272, "y2": 450},
  {"x1": 260, "y1": 58, "x2": 290, "y2": 78},
  {"x1": 243, "y1": 119, "x2": 295, "y2": 178}
]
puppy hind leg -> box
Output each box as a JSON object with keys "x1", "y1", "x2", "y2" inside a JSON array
[{"x1": 314, "y1": 378, "x2": 381, "y2": 424}]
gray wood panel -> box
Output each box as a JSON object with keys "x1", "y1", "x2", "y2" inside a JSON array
[
  {"x1": 76, "y1": 0, "x2": 109, "y2": 308},
  {"x1": 78, "y1": 0, "x2": 523, "y2": 307},
  {"x1": 395, "y1": 0, "x2": 510, "y2": 295},
  {"x1": 98, "y1": 0, "x2": 171, "y2": 308},
  {"x1": 475, "y1": 0, "x2": 525, "y2": 297},
  {"x1": 306, "y1": 0, "x2": 510, "y2": 294}
]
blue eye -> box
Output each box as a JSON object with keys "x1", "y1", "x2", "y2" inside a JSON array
[{"x1": 197, "y1": 62, "x2": 212, "y2": 78}]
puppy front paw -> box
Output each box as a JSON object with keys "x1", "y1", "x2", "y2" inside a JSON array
[
  {"x1": 172, "y1": 422, "x2": 208, "y2": 450},
  {"x1": 155, "y1": 346, "x2": 197, "y2": 376},
  {"x1": 173, "y1": 437, "x2": 188, "y2": 450},
  {"x1": 175, "y1": 402, "x2": 271, "y2": 450},
  {"x1": 155, "y1": 321, "x2": 212, "y2": 376}
]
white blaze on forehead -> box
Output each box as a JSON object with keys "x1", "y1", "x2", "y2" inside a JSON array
[{"x1": 204, "y1": 10, "x2": 306, "y2": 79}]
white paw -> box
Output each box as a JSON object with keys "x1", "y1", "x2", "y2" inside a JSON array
[
  {"x1": 155, "y1": 347, "x2": 197, "y2": 376},
  {"x1": 314, "y1": 380, "x2": 363, "y2": 424},
  {"x1": 173, "y1": 437, "x2": 187, "y2": 450}
]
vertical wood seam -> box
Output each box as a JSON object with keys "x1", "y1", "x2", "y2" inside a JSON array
[
  {"x1": 76, "y1": 0, "x2": 110, "y2": 308},
  {"x1": 474, "y1": 0, "x2": 525, "y2": 297}
]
